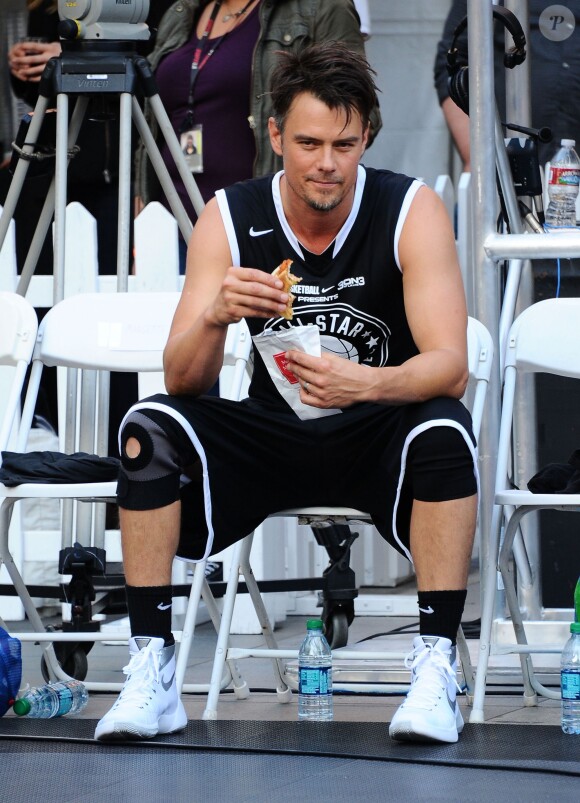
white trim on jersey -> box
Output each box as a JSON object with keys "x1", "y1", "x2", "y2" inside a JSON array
[
  {"x1": 272, "y1": 171, "x2": 304, "y2": 260},
  {"x1": 334, "y1": 165, "x2": 366, "y2": 257},
  {"x1": 393, "y1": 179, "x2": 425, "y2": 273},
  {"x1": 118, "y1": 401, "x2": 216, "y2": 563},
  {"x1": 272, "y1": 165, "x2": 367, "y2": 259},
  {"x1": 215, "y1": 188, "x2": 241, "y2": 267},
  {"x1": 391, "y1": 418, "x2": 480, "y2": 563}
]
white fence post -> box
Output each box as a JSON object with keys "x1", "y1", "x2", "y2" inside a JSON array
[{"x1": 133, "y1": 202, "x2": 180, "y2": 292}]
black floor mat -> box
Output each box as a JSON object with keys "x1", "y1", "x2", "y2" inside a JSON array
[{"x1": 0, "y1": 720, "x2": 578, "y2": 802}]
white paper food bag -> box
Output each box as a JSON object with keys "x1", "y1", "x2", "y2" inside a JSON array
[{"x1": 252, "y1": 325, "x2": 342, "y2": 420}]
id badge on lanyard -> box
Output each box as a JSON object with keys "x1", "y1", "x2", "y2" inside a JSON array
[
  {"x1": 180, "y1": 124, "x2": 203, "y2": 173},
  {"x1": 181, "y1": 0, "x2": 225, "y2": 174}
]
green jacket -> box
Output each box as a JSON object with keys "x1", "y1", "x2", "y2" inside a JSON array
[{"x1": 135, "y1": 0, "x2": 382, "y2": 204}]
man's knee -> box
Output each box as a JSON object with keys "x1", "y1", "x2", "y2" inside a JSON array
[
  {"x1": 408, "y1": 425, "x2": 477, "y2": 502},
  {"x1": 117, "y1": 409, "x2": 187, "y2": 511}
]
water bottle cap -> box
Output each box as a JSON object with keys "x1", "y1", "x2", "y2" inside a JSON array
[
  {"x1": 12, "y1": 698, "x2": 31, "y2": 716},
  {"x1": 306, "y1": 619, "x2": 324, "y2": 630},
  {"x1": 571, "y1": 622, "x2": 580, "y2": 634},
  {"x1": 561, "y1": 139, "x2": 576, "y2": 147}
]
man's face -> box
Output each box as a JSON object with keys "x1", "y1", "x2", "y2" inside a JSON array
[{"x1": 269, "y1": 92, "x2": 368, "y2": 215}]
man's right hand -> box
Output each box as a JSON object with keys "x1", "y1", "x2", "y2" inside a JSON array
[{"x1": 205, "y1": 266, "x2": 289, "y2": 327}]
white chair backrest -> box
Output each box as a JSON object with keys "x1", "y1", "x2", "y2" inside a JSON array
[
  {"x1": 0, "y1": 291, "x2": 38, "y2": 366},
  {"x1": 466, "y1": 316, "x2": 494, "y2": 440},
  {"x1": 221, "y1": 319, "x2": 252, "y2": 401},
  {"x1": 0, "y1": 292, "x2": 38, "y2": 453},
  {"x1": 505, "y1": 297, "x2": 580, "y2": 378},
  {"x1": 34, "y1": 291, "x2": 181, "y2": 372}
]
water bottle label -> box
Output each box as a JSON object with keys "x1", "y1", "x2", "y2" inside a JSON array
[
  {"x1": 56, "y1": 688, "x2": 73, "y2": 716},
  {"x1": 549, "y1": 166, "x2": 580, "y2": 187},
  {"x1": 299, "y1": 666, "x2": 331, "y2": 695},
  {"x1": 561, "y1": 670, "x2": 580, "y2": 700}
]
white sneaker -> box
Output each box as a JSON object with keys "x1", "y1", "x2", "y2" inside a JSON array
[
  {"x1": 389, "y1": 635, "x2": 464, "y2": 744},
  {"x1": 95, "y1": 636, "x2": 187, "y2": 741}
]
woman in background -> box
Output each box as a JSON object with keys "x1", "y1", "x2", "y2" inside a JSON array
[{"x1": 135, "y1": 0, "x2": 382, "y2": 269}]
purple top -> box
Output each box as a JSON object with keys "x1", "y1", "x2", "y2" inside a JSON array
[{"x1": 155, "y1": 5, "x2": 260, "y2": 224}]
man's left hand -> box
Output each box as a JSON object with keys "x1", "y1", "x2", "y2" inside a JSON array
[{"x1": 285, "y1": 349, "x2": 375, "y2": 408}]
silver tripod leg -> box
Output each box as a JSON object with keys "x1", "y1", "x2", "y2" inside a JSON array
[
  {"x1": 0, "y1": 95, "x2": 51, "y2": 250},
  {"x1": 54, "y1": 92, "x2": 70, "y2": 304},
  {"x1": 0, "y1": 93, "x2": 88, "y2": 299},
  {"x1": 117, "y1": 92, "x2": 133, "y2": 292},
  {"x1": 130, "y1": 97, "x2": 201, "y2": 243},
  {"x1": 17, "y1": 96, "x2": 89, "y2": 299}
]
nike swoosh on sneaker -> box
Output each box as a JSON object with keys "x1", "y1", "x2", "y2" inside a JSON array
[
  {"x1": 418, "y1": 606, "x2": 435, "y2": 614},
  {"x1": 161, "y1": 672, "x2": 175, "y2": 692},
  {"x1": 249, "y1": 226, "x2": 274, "y2": 237},
  {"x1": 157, "y1": 602, "x2": 172, "y2": 611}
]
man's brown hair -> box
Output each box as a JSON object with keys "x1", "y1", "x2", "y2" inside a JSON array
[{"x1": 270, "y1": 41, "x2": 379, "y2": 134}]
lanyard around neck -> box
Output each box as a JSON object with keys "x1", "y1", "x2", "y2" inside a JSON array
[
  {"x1": 189, "y1": 0, "x2": 256, "y2": 89},
  {"x1": 190, "y1": 0, "x2": 224, "y2": 84},
  {"x1": 185, "y1": 0, "x2": 254, "y2": 122}
]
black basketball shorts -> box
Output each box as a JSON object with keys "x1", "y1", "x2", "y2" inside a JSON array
[{"x1": 117, "y1": 394, "x2": 478, "y2": 563}]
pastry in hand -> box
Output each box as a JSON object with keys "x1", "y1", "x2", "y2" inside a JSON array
[{"x1": 271, "y1": 259, "x2": 302, "y2": 320}]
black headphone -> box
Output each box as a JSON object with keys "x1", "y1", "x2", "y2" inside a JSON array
[{"x1": 446, "y1": 5, "x2": 527, "y2": 115}]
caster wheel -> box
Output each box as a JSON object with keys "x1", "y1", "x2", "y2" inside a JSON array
[
  {"x1": 325, "y1": 610, "x2": 349, "y2": 649},
  {"x1": 41, "y1": 644, "x2": 89, "y2": 682}
]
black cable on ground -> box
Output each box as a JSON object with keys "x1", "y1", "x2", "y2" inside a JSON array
[
  {"x1": 0, "y1": 731, "x2": 578, "y2": 778},
  {"x1": 354, "y1": 618, "x2": 482, "y2": 643}
]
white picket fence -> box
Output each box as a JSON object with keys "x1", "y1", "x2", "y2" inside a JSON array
[{"x1": 0, "y1": 180, "x2": 470, "y2": 627}]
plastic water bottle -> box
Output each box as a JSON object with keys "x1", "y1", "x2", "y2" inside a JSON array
[
  {"x1": 561, "y1": 577, "x2": 580, "y2": 734},
  {"x1": 545, "y1": 139, "x2": 580, "y2": 229},
  {"x1": 13, "y1": 679, "x2": 89, "y2": 718},
  {"x1": 298, "y1": 619, "x2": 333, "y2": 721},
  {"x1": 561, "y1": 624, "x2": 580, "y2": 734}
]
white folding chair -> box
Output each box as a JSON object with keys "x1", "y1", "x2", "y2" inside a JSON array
[
  {"x1": 471, "y1": 297, "x2": 580, "y2": 722},
  {"x1": 0, "y1": 291, "x2": 184, "y2": 689},
  {"x1": 0, "y1": 292, "x2": 38, "y2": 454},
  {"x1": 175, "y1": 316, "x2": 494, "y2": 718}
]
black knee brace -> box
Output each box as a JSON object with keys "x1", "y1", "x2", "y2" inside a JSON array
[
  {"x1": 407, "y1": 425, "x2": 477, "y2": 502},
  {"x1": 117, "y1": 408, "x2": 195, "y2": 510}
]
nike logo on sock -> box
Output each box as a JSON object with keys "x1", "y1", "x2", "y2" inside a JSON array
[
  {"x1": 157, "y1": 602, "x2": 172, "y2": 611},
  {"x1": 418, "y1": 605, "x2": 434, "y2": 614},
  {"x1": 249, "y1": 226, "x2": 274, "y2": 237}
]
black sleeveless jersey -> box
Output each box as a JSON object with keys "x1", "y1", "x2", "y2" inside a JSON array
[{"x1": 216, "y1": 165, "x2": 422, "y2": 406}]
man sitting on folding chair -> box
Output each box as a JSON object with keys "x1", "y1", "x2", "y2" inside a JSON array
[{"x1": 96, "y1": 42, "x2": 478, "y2": 744}]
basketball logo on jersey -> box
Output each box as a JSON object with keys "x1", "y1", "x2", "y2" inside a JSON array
[{"x1": 264, "y1": 303, "x2": 391, "y2": 366}]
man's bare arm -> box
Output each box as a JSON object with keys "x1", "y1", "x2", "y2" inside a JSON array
[{"x1": 163, "y1": 199, "x2": 289, "y2": 396}]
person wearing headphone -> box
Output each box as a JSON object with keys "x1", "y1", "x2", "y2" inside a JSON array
[{"x1": 435, "y1": 1, "x2": 580, "y2": 172}]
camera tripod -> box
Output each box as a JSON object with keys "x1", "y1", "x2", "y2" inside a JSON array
[{"x1": 0, "y1": 39, "x2": 204, "y2": 301}]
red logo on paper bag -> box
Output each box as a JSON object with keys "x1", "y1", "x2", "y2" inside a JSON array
[{"x1": 273, "y1": 351, "x2": 299, "y2": 384}]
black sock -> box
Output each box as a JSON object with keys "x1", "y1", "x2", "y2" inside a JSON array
[
  {"x1": 125, "y1": 584, "x2": 174, "y2": 646},
  {"x1": 417, "y1": 590, "x2": 467, "y2": 645}
]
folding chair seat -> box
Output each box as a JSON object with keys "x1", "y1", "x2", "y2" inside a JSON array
[
  {"x1": 0, "y1": 291, "x2": 186, "y2": 689},
  {"x1": 471, "y1": 297, "x2": 580, "y2": 722},
  {"x1": 174, "y1": 316, "x2": 494, "y2": 719}
]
